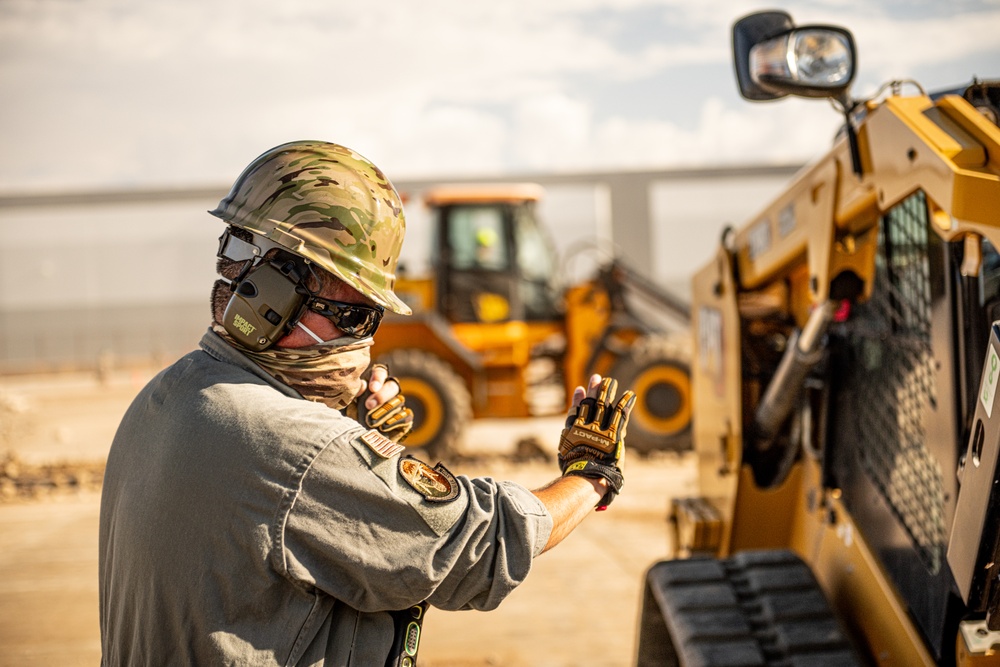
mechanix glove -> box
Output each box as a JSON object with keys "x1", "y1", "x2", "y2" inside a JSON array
[
  {"x1": 558, "y1": 376, "x2": 636, "y2": 510},
  {"x1": 344, "y1": 370, "x2": 414, "y2": 443}
]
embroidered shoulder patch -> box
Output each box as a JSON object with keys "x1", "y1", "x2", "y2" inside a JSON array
[
  {"x1": 360, "y1": 429, "x2": 405, "y2": 459},
  {"x1": 398, "y1": 457, "x2": 460, "y2": 503}
]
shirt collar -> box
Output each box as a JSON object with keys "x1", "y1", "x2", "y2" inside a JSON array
[{"x1": 198, "y1": 328, "x2": 302, "y2": 399}]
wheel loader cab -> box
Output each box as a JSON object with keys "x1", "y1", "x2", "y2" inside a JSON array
[{"x1": 425, "y1": 184, "x2": 561, "y2": 324}]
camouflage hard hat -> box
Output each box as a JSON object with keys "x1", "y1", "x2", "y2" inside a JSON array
[{"x1": 209, "y1": 140, "x2": 411, "y2": 315}]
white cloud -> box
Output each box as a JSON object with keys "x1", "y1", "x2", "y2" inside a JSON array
[
  {"x1": 850, "y1": 10, "x2": 1000, "y2": 91},
  {"x1": 1, "y1": 0, "x2": 998, "y2": 190},
  {"x1": 374, "y1": 104, "x2": 510, "y2": 175},
  {"x1": 502, "y1": 94, "x2": 845, "y2": 172},
  {"x1": 512, "y1": 94, "x2": 594, "y2": 169}
]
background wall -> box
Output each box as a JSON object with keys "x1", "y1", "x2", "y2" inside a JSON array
[{"x1": 0, "y1": 165, "x2": 796, "y2": 373}]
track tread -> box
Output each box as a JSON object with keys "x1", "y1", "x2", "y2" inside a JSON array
[{"x1": 638, "y1": 549, "x2": 863, "y2": 667}]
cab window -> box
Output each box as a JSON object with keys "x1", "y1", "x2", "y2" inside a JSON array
[{"x1": 447, "y1": 206, "x2": 509, "y2": 272}]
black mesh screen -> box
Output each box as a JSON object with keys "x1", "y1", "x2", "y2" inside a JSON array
[{"x1": 839, "y1": 190, "x2": 947, "y2": 574}]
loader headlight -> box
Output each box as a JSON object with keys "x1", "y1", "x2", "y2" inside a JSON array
[{"x1": 750, "y1": 28, "x2": 856, "y2": 98}]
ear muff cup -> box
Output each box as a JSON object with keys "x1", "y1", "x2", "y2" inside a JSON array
[{"x1": 223, "y1": 261, "x2": 307, "y2": 351}]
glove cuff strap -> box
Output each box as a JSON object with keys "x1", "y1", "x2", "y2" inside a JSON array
[{"x1": 562, "y1": 460, "x2": 624, "y2": 508}]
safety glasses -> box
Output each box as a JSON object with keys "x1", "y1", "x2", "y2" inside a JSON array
[{"x1": 305, "y1": 297, "x2": 384, "y2": 338}]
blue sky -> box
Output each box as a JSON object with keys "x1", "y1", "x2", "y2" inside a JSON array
[{"x1": 1, "y1": 0, "x2": 999, "y2": 192}]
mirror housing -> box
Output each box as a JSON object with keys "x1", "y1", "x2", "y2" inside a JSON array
[{"x1": 733, "y1": 11, "x2": 857, "y2": 101}]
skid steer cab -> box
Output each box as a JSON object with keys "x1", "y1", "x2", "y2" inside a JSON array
[
  {"x1": 638, "y1": 9, "x2": 1000, "y2": 667},
  {"x1": 371, "y1": 183, "x2": 693, "y2": 460}
]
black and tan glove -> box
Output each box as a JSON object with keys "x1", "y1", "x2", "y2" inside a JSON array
[
  {"x1": 345, "y1": 370, "x2": 414, "y2": 443},
  {"x1": 359, "y1": 392, "x2": 414, "y2": 443},
  {"x1": 558, "y1": 376, "x2": 635, "y2": 510}
]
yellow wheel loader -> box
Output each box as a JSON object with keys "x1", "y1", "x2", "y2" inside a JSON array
[
  {"x1": 371, "y1": 184, "x2": 692, "y2": 460},
  {"x1": 638, "y1": 10, "x2": 1000, "y2": 666}
]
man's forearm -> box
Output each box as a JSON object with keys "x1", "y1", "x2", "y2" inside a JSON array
[{"x1": 532, "y1": 475, "x2": 608, "y2": 553}]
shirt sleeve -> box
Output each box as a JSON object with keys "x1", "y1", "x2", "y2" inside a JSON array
[{"x1": 277, "y1": 427, "x2": 554, "y2": 613}]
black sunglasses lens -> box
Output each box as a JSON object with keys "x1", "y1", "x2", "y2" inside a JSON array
[
  {"x1": 311, "y1": 300, "x2": 383, "y2": 337},
  {"x1": 336, "y1": 306, "x2": 379, "y2": 335}
]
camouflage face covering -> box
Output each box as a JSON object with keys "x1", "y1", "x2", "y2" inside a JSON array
[
  {"x1": 213, "y1": 325, "x2": 372, "y2": 410},
  {"x1": 209, "y1": 141, "x2": 411, "y2": 315}
]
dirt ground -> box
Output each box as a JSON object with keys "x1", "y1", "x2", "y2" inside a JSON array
[{"x1": 0, "y1": 369, "x2": 696, "y2": 667}]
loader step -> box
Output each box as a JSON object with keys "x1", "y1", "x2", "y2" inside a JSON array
[{"x1": 637, "y1": 549, "x2": 862, "y2": 667}]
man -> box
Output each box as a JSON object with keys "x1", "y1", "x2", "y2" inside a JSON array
[{"x1": 99, "y1": 140, "x2": 634, "y2": 666}]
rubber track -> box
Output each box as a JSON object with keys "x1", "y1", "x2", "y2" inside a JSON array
[{"x1": 637, "y1": 549, "x2": 862, "y2": 667}]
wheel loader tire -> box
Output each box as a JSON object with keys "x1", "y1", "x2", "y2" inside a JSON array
[
  {"x1": 376, "y1": 349, "x2": 472, "y2": 461},
  {"x1": 637, "y1": 550, "x2": 862, "y2": 667},
  {"x1": 610, "y1": 336, "x2": 692, "y2": 454}
]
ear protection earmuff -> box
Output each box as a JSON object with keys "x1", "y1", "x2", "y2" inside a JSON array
[{"x1": 222, "y1": 257, "x2": 309, "y2": 351}]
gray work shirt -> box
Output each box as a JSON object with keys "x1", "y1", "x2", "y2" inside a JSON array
[{"x1": 99, "y1": 331, "x2": 553, "y2": 666}]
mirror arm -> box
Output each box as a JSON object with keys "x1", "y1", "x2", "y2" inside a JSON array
[{"x1": 839, "y1": 94, "x2": 864, "y2": 178}]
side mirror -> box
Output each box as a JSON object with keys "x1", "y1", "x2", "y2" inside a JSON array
[{"x1": 733, "y1": 11, "x2": 857, "y2": 102}]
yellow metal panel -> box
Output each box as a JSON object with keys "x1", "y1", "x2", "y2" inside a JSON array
[
  {"x1": 481, "y1": 365, "x2": 529, "y2": 418},
  {"x1": 450, "y1": 321, "x2": 532, "y2": 364},
  {"x1": 938, "y1": 96, "x2": 1000, "y2": 172},
  {"x1": 562, "y1": 281, "x2": 611, "y2": 392},
  {"x1": 691, "y1": 246, "x2": 743, "y2": 556},
  {"x1": 733, "y1": 153, "x2": 844, "y2": 299},
  {"x1": 450, "y1": 321, "x2": 560, "y2": 364},
  {"x1": 882, "y1": 96, "x2": 986, "y2": 167},
  {"x1": 864, "y1": 95, "x2": 1000, "y2": 226},
  {"x1": 733, "y1": 93, "x2": 1000, "y2": 310},
  {"x1": 728, "y1": 464, "x2": 803, "y2": 552},
  {"x1": 784, "y1": 459, "x2": 937, "y2": 666},
  {"x1": 448, "y1": 320, "x2": 564, "y2": 418},
  {"x1": 808, "y1": 500, "x2": 938, "y2": 665},
  {"x1": 371, "y1": 321, "x2": 478, "y2": 394},
  {"x1": 393, "y1": 276, "x2": 435, "y2": 314}
]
